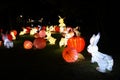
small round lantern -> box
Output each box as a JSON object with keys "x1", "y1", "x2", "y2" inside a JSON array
[
  {"x1": 23, "y1": 40, "x2": 33, "y2": 49},
  {"x1": 62, "y1": 47, "x2": 78, "y2": 63},
  {"x1": 33, "y1": 38, "x2": 46, "y2": 49},
  {"x1": 67, "y1": 36, "x2": 85, "y2": 53}
]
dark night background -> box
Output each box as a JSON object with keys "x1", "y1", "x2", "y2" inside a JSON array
[{"x1": 0, "y1": 0, "x2": 119, "y2": 79}]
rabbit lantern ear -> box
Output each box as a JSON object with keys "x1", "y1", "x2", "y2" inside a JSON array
[{"x1": 90, "y1": 32, "x2": 100, "y2": 46}]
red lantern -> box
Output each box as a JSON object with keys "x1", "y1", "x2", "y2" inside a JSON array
[
  {"x1": 39, "y1": 30, "x2": 46, "y2": 38},
  {"x1": 23, "y1": 40, "x2": 33, "y2": 49},
  {"x1": 67, "y1": 36, "x2": 85, "y2": 53},
  {"x1": 62, "y1": 47, "x2": 78, "y2": 63},
  {"x1": 33, "y1": 38, "x2": 46, "y2": 49},
  {"x1": 55, "y1": 26, "x2": 60, "y2": 32},
  {"x1": 7, "y1": 34, "x2": 13, "y2": 41}
]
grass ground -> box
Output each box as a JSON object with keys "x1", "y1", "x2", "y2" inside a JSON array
[{"x1": 0, "y1": 33, "x2": 119, "y2": 80}]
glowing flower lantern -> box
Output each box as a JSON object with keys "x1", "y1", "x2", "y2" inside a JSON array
[
  {"x1": 23, "y1": 40, "x2": 33, "y2": 49},
  {"x1": 33, "y1": 38, "x2": 46, "y2": 49},
  {"x1": 67, "y1": 36, "x2": 85, "y2": 53},
  {"x1": 62, "y1": 47, "x2": 78, "y2": 63}
]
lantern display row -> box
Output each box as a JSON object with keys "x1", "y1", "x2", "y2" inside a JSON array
[{"x1": 23, "y1": 38, "x2": 46, "y2": 50}]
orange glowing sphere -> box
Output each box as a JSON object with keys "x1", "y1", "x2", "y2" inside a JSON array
[{"x1": 23, "y1": 40, "x2": 33, "y2": 49}]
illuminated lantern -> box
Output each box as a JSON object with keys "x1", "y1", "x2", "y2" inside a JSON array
[
  {"x1": 7, "y1": 34, "x2": 13, "y2": 41},
  {"x1": 62, "y1": 47, "x2": 78, "y2": 63},
  {"x1": 10, "y1": 30, "x2": 17, "y2": 36},
  {"x1": 10, "y1": 32, "x2": 16, "y2": 40},
  {"x1": 39, "y1": 30, "x2": 46, "y2": 38},
  {"x1": 33, "y1": 38, "x2": 46, "y2": 49},
  {"x1": 55, "y1": 26, "x2": 60, "y2": 32},
  {"x1": 23, "y1": 40, "x2": 33, "y2": 49},
  {"x1": 67, "y1": 36, "x2": 85, "y2": 53}
]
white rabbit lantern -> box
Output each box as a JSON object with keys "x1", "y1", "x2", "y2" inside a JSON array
[{"x1": 87, "y1": 32, "x2": 114, "y2": 73}]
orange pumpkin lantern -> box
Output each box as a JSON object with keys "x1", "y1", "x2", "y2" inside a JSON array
[
  {"x1": 67, "y1": 36, "x2": 85, "y2": 53},
  {"x1": 62, "y1": 47, "x2": 78, "y2": 63},
  {"x1": 23, "y1": 40, "x2": 33, "y2": 49},
  {"x1": 33, "y1": 38, "x2": 46, "y2": 49}
]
